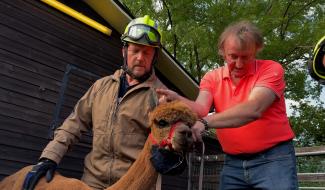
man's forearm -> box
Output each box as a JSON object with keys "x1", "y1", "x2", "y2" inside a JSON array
[
  {"x1": 177, "y1": 96, "x2": 209, "y2": 117},
  {"x1": 204, "y1": 100, "x2": 262, "y2": 129}
]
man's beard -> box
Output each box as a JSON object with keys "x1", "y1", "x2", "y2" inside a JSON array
[{"x1": 125, "y1": 66, "x2": 153, "y2": 83}]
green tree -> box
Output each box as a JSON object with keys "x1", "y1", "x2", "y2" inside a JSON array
[{"x1": 119, "y1": 0, "x2": 325, "y2": 146}]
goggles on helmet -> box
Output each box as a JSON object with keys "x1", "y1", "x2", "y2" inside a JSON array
[{"x1": 122, "y1": 24, "x2": 161, "y2": 47}]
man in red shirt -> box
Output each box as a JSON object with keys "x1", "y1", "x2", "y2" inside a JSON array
[{"x1": 157, "y1": 21, "x2": 298, "y2": 190}]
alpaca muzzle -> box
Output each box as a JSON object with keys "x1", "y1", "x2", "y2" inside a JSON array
[
  {"x1": 149, "y1": 121, "x2": 188, "y2": 175},
  {"x1": 150, "y1": 145, "x2": 187, "y2": 175}
]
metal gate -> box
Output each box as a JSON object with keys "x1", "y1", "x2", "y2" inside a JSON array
[{"x1": 187, "y1": 153, "x2": 224, "y2": 190}]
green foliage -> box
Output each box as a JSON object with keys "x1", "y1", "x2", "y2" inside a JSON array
[
  {"x1": 118, "y1": 0, "x2": 325, "y2": 146},
  {"x1": 297, "y1": 155, "x2": 325, "y2": 173},
  {"x1": 291, "y1": 102, "x2": 325, "y2": 146}
]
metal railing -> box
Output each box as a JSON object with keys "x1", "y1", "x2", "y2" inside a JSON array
[
  {"x1": 296, "y1": 146, "x2": 325, "y2": 190},
  {"x1": 187, "y1": 146, "x2": 325, "y2": 190}
]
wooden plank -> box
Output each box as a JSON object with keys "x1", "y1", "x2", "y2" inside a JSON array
[
  {"x1": 0, "y1": 158, "x2": 84, "y2": 180},
  {"x1": 0, "y1": 53, "x2": 98, "y2": 115},
  {"x1": 0, "y1": 38, "x2": 103, "y2": 90},
  {"x1": 0, "y1": 25, "x2": 113, "y2": 78},
  {"x1": 0, "y1": 50, "x2": 64, "y2": 86},
  {"x1": 0, "y1": 88, "x2": 73, "y2": 128},
  {"x1": 0, "y1": 131, "x2": 49, "y2": 152},
  {"x1": 0, "y1": 109, "x2": 92, "y2": 145},
  {"x1": 296, "y1": 146, "x2": 325, "y2": 156},
  {"x1": 0, "y1": 102, "x2": 85, "y2": 141},
  {"x1": 0, "y1": 114, "x2": 49, "y2": 139},
  {"x1": 0, "y1": 48, "x2": 106, "y2": 98},
  {"x1": 0, "y1": 88, "x2": 92, "y2": 144},
  {"x1": 0, "y1": 74, "x2": 79, "y2": 108},
  {"x1": 0, "y1": 144, "x2": 88, "y2": 180},
  {"x1": 298, "y1": 173, "x2": 325, "y2": 182},
  {"x1": 0, "y1": 61, "x2": 89, "y2": 101},
  {"x1": 0, "y1": 36, "x2": 67, "y2": 71},
  {"x1": 0, "y1": 101, "x2": 52, "y2": 126},
  {"x1": 0, "y1": 131, "x2": 90, "y2": 158},
  {"x1": 0, "y1": 88, "x2": 55, "y2": 115},
  {"x1": 0, "y1": 144, "x2": 86, "y2": 170},
  {"x1": 0, "y1": 49, "x2": 95, "y2": 92},
  {"x1": 0, "y1": 159, "x2": 28, "y2": 178},
  {"x1": 0, "y1": 145, "x2": 43, "y2": 164},
  {"x1": 0, "y1": 112, "x2": 92, "y2": 145},
  {"x1": 299, "y1": 187, "x2": 325, "y2": 190}
]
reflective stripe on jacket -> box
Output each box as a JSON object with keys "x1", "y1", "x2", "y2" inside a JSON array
[{"x1": 41, "y1": 69, "x2": 165, "y2": 189}]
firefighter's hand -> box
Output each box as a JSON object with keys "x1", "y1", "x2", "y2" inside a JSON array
[{"x1": 22, "y1": 158, "x2": 57, "y2": 190}]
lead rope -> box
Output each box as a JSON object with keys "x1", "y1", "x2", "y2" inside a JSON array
[
  {"x1": 198, "y1": 142, "x2": 205, "y2": 190},
  {"x1": 156, "y1": 173, "x2": 162, "y2": 190}
]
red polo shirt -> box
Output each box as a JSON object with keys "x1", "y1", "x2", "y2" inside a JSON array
[{"x1": 200, "y1": 60, "x2": 294, "y2": 154}]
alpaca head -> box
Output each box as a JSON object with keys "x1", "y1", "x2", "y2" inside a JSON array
[
  {"x1": 149, "y1": 100, "x2": 197, "y2": 152},
  {"x1": 147, "y1": 101, "x2": 197, "y2": 175}
]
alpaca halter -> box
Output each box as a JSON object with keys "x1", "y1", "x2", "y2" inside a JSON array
[
  {"x1": 149, "y1": 121, "x2": 180, "y2": 150},
  {"x1": 149, "y1": 121, "x2": 188, "y2": 175}
]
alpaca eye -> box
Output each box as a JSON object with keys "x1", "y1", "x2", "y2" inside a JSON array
[{"x1": 155, "y1": 119, "x2": 169, "y2": 128}]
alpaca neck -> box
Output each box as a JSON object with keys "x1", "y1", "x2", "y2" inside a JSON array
[{"x1": 106, "y1": 139, "x2": 158, "y2": 190}]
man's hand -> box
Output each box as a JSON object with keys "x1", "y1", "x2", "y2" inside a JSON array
[
  {"x1": 156, "y1": 88, "x2": 180, "y2": 104},
  {"x1": 191, "y1": 121, "x2": 206, "y2": 142},
  {"x1": 22, "y1": 158, "x2": 57, "y2": 190}
]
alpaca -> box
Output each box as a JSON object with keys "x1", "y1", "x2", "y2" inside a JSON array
[{"x1": 0, "y1": 100, "x2": 197, "y2": 190}]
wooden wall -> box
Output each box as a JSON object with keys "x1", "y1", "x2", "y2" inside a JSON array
[{"x1": 0, "y1": 0, "x2": 122, "y2": 180}]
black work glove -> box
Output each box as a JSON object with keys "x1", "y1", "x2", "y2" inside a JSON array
[{"x1": 22, "y1": 158, "x2": 57, "y2": 190}]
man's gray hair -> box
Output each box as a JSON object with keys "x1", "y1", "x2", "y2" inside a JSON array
[{"x1": 218, "y1": 21, "x2": 264, "y2": 56}]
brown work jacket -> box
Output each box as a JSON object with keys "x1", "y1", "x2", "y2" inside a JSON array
[{"x1": 41, "y1": 69, "x2": 165, "y2": 189}]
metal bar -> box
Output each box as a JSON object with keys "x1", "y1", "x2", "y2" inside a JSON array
[
  {"x1": 49, "y1": 64, "x2": 100, "y2": 138},
  {"x1": 49, "y1": 64, "x2": 72, "y2": 138},
  {"x1": 41, "y1": 0, "x2": 112, "y2": 36},
  {"x1": 69, "y1": 65, "x2": 101, "y2": 79},
  {"x1": 187, "y1": 153, "x2": 192, "y2": 190}
]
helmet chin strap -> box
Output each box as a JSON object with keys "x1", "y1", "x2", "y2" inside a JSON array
[{"x1": 122, "y1": 44, "x2": 158, "y2": 83}]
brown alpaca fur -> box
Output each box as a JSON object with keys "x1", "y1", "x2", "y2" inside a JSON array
[{"x1": 0, "y1": 101, "x2": 197, "y2": 190}]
